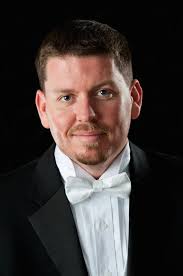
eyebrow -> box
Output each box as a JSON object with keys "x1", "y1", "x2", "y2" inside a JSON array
[
  {"x1": 92, "y1": 80, "x2": 116, "y2": 91},
  {"x1": 52, "y1": 80, "x2": 116, "y2": 95}
]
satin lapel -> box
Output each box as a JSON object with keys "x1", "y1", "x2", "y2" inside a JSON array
[
  {"x1": 128, "y1": 142, "x2": 172, "y2": 276},
  {"x1": 28, "y1": 144, "x2": 87, "y2": 276},
  {"x1": 127, "y1": 142, "x2": 149, "y2": 276}
]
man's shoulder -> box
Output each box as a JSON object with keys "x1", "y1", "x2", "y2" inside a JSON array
[
  {"x1": 0, "y1": 158, "x2": 38, "y2": 183},
  {"x1": 130, "y1": 141, "x2": 183, "y2": 196},
  {"x1": 0, "y1": 158, "x2": 39, "y2": 205},
  {"x1": 1, "y1": 143, "x2": 55, "y2": 182},
  {"x1": 0, "y1": 143, "x2": 56, "y2": 198},
  {"x1": 130, "y1": 141, "x2": 183, "y2": 185},
  {"x1": 146, "y1": 146, "x2": 183, "y2": 169},
  {"x1": 130, "y1": 141, "x2": 183, "y2": 167}
]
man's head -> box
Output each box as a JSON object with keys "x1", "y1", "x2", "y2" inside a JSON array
[
  {"x1": 35, "y1": 19, "x2": 133, "y2": 90},
  {"x1": 35, "y1": 20, "x2": 143, "y2": 173}
]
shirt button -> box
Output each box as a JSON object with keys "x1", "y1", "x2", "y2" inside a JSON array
[{"x1": 96, "y1": 220, "x2": 109, "y2": 232}]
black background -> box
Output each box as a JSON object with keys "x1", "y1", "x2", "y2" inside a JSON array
[{"x1": 1, "y1": 4, "x2": 183, "y2": 173}]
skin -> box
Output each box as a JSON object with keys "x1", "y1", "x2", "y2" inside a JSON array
[{"x1": 36, "y1": 55, "x2": 143, "y2": 178}]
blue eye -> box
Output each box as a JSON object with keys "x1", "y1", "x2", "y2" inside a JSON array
[
  {"x1": 60, "y1": 95, "x2": 72, "y2": 102},
  {"x1": 97, "y1": 89, "x2": 113, "y2": 98}
]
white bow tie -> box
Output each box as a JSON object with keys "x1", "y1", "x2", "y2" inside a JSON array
[{"x1": 65, "y1": 172, "x2": 131, "y2": 204}]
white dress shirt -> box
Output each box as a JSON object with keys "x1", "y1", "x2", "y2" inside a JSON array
[{"x1": 55, "y1": 142, "x2": 131, "y2": 276}]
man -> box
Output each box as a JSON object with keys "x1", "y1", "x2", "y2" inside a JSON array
[{"x1": 0, "y1": 19, "x2": 183, "y2": 276}]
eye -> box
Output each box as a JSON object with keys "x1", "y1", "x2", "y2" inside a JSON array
[
  {"x1": 59, "y1": 95, "x2": 72, "y2": 102},
  {"x1": 97, "y1": 89, "x2": 113, "y2": 99}
]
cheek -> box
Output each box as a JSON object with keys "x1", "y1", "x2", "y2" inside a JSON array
[
  {"x1": 48, "y1": 110, "x2": 74, "y2": 137},
  {"x1": 105, "y1": 100, "x2": 131, "y2": 131},
  {"x1": 103, "y1": 102, "x2": 123, "y2": 126}
]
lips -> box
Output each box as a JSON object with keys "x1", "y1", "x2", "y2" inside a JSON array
[
  {"x1": 68, "y1": 123, "x2": 109, "y2": 137},
  {"x1": 70, "y1": 131, "x2": 106, "y2": 143},
  {"x1": 71, "y1": 131, "x2": 105, "y2": 136}
]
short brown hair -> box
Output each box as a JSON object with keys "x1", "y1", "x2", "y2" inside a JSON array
[{"x1": 35, "y1": 19, "x2": 133, "y2": 90}]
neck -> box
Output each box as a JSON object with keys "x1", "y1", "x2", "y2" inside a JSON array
[
  {"x1": 74, "y1": 148, "x2": 125, "y2": 179},
  {"x1": 75, "y1": 160, "x2": 113, "y2": 179}
]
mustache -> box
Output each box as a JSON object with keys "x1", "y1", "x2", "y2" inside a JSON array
[{"x1": 68, "y1": 123, "x2": 109, "y2": 135}]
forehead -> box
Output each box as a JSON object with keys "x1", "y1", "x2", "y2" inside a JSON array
[
  {"x1": 44, "y1": 55, "x2": 125, "y2": 92},
  {"x1": 46, "y1": 55, "x2": 117, "y2": 78}
]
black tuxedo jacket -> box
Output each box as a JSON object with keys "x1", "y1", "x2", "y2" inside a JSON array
[{"x1": 0, "y1": 142, "x2": 183, "y2": 276}]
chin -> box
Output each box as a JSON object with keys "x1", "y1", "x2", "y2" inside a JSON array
[{"x1": 74, "y1": 150, "x2": 109, "y2": 165}]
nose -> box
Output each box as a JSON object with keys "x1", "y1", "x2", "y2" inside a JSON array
[{"x1": 74, "y1": 96, "x2": 96, "y2": 122}]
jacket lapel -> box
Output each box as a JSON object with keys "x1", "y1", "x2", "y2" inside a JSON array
[
  {"x1": 28, "y1": 144, "x2": 88, "y2": 276},
  {"x1": 127, "y1": 142, "x2": 152, "y2": 276},
  {"x1": 128, "y1": 142, "x2": 173, "y2": 276}
]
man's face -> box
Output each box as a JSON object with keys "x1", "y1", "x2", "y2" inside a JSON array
[{"x1": 36, "y1": 55, "x2": 142, "y2": 166}]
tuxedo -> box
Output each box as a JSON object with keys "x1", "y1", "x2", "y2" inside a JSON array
[{"x1": 0, "y1": 142, "x2": 183, "y2": 276}]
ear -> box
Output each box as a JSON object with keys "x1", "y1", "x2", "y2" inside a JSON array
[
  {"x1": 130, "y1": 79, "x2": 143, "y2": 119},
  {"x1": 35, "y1": 90, "x2": 50, "y2": 129}
]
